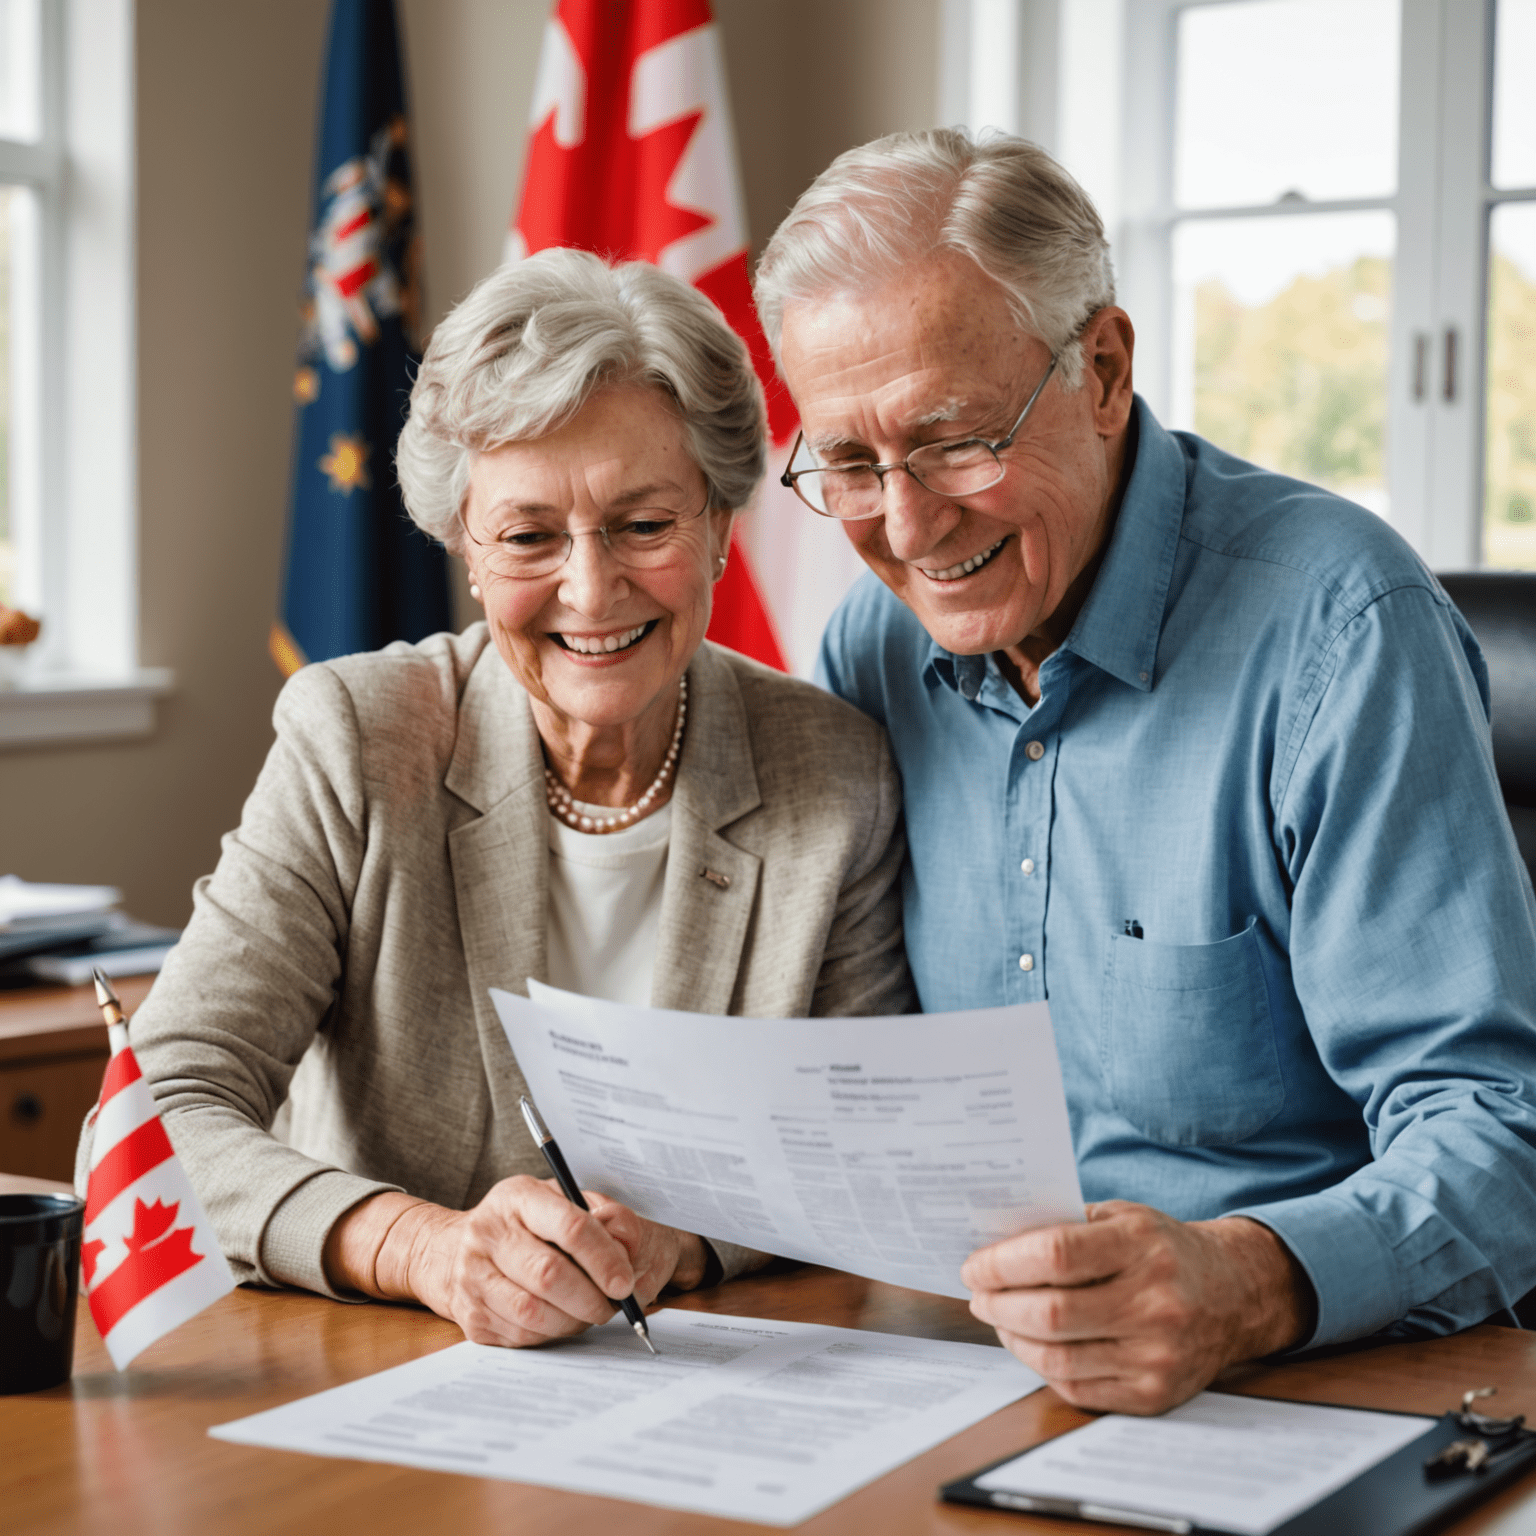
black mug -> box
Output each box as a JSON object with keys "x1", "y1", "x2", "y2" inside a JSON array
[{"x1": 0, "y1": 1192, "x2": 85, "y2": 1393}]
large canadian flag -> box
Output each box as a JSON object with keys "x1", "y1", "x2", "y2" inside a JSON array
[
  {"x1": 81, "y1": 1031, "x2": 235, "y2": 1369},
  {"x1": 507, "y1": 0, "x2": 864, "y2": 676}
]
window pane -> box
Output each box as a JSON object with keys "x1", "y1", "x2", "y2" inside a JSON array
[
  {"x1": 0, "y1": 188, "x2": 11, "y2": 605},
  {"x1": 1493, "y1": 0, "x2": 1536, "y2": 190},
  {"x1": 0, "y1": 184, "x2": 37, "y2": 615},
  {"x1": 1175, "y1": 0, "x2": 1399, "y2": 209},
  {"x1": 1485, "y1": 204, "x2": 1536, "y2": 570},
  {"x1": 0, "y1": 0, "x2": 38, "y2": 143},
  {"x1": 1172, "y1": 212, "x2": 1394, "y2": 516}
]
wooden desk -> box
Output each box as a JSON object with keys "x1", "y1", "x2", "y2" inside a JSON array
[
  {"x1": 0, "y1": 974, "x2": 154, "y2": 1182},
  {"x1": 7, "y1": 1259, "x2": 1536, "y2": 1536}
]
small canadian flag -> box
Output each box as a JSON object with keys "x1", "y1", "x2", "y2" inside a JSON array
[{"x1": 81, "y1": 973, "x2": 234, "y2": 1369}]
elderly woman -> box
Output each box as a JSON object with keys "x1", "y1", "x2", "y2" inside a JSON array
[{"x1": 78, "y1": 249, "x2": 912, "y2": 1348}]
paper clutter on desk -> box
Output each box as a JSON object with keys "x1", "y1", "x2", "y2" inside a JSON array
[
  {"x1": 0, "y1": 876, "x2": 179, "y2": 983},
  {"x1": 0, "y1": 874, "x2": 122, "y2": 927},
  {"x1": 20, "y1": 921, "x2": 181, "y2": 986}
]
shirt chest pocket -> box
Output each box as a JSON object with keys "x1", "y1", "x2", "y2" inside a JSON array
[{"x1": 1099, "y1": 918, "x2": 1284, "y2": 1147}]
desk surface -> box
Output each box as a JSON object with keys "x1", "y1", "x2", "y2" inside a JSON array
[
  {"x1": 7, "y1": 1252, "x2": 1536, "y2": 1536},
  {"x1": 0, "y1": 972, "x2": 154, "y2": 1063}
]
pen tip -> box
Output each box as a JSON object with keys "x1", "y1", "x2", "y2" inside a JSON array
[
  {"x1": 93, "y1": 967, "x2": 119, "y2": 1009},
  {"x1": 634, "y1": 1320, "x2": 658, "y2": 1356}
]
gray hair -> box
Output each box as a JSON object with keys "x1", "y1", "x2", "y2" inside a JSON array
[
  {"x1": 397, "y1": 248, "x2": 766, "y2": 550},
  {"x1": 754, "y1": 128, "x2": 1114, "y2": 388}
]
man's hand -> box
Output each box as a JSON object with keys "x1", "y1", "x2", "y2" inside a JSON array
[
  {"x1": 961, "y1": 1201, "x2": 1316, "y2": 1414},
  {"x1": 324, "y1": 1178, "x2": 711, "y2": 1348}
]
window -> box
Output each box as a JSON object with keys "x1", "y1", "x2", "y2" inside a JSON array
[
  {"x1": 1167, "y1": 0, "x2": 1398, "y2": 519},
  {"x1": 1119, "y1": 0, "x2": 1533, "y2": 572},
  {"x1": 0, "y1": 0, "x2": 51, "y2": 619},
  {"x1": 946, "y1": 0, "x2": 1533, "y2": 573},
  {"x1": 1485, "y1": 0, "x2": 1536, "y2": 569},
  {"x1": 0, "y1": 0, "x2": 161, "y2": 745}
]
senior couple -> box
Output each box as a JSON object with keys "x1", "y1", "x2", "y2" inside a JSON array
[{"x1": 88, "y1": 131, "x2": 1536, "y2": 1415}]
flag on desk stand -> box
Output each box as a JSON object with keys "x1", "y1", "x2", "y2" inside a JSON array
[
  {"x1": 80, "y1": 975, "x2": 234, "y2": 1369},
  {"x1": 270, "y1": 0, "x2": 451, "y2": 678},
  {"x1": 509, "y1": 0, "x2": 865, "y2": 674}
]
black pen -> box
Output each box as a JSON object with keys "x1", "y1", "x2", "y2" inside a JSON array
[{"x1": 518, "y1": 1094, "x2": 657, "y2": 1355}]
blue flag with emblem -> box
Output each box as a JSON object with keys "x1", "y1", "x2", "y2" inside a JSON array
[{"x1": 271, "y1": 0, "x2": 450, "y2": 677}]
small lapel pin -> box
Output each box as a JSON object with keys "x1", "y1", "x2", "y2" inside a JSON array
[{"x1": 699, "y1": 867, "x2": 731, "y2": 889}]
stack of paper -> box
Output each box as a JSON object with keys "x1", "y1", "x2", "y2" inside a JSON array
[
  {"x1": 0, "y1": 875, "x2": 122, "y2": 960},
  {"x1": 0, "y1": 875, "x2": 178, "y2": 983}
]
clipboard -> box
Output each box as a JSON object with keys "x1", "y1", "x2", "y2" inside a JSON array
[{"x1": 941, "y1": 1405, "x2": 1536, "y2": 1536}]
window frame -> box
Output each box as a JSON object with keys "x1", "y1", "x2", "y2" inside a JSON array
[
  {"x1": 953, "y1": 0, "x2": 1527, "y2": 573},
  {"x1": 1119, "y1": 0, "x2": 1521, "y2": 570},
  {"x1": 0, "y1": 0, "x2": 169, "y2": 749},
  {"x1": 0, "y1": 0, "x2": 63, "y2": 645}
]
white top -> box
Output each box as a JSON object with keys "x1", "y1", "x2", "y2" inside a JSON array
[{"x1": 545, "y1": 799, "x2": 672, "y2": 1006}]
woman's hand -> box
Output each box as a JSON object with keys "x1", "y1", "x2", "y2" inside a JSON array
[{"x1": 323, "y1": 1177, "x2": 711, "y2": 1347}]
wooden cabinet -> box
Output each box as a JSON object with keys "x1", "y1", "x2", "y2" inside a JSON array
[{"x1": 0, "y1": 974, "x2": 155, "y2": 1182}]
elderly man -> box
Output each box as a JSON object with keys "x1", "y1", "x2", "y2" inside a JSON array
[{"x1": 754, "y1": 129, "x2": 1536, "y2": 1414}]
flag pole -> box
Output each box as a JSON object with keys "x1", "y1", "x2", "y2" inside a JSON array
[{"x1": 92, "y1": 967, "x2": 129, "y2": 1055}]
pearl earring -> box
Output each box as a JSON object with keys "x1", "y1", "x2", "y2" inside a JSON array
[{"x1": 469, "y1": 582, "x2": 482, "y2": 600}]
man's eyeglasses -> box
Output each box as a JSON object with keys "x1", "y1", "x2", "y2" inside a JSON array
[
  {"x1": 780, "y1": 355, "x2": 1059, "y2": 520},
  {"x1": 461, "y1": 496, "x2": 712, "y2": 580}
]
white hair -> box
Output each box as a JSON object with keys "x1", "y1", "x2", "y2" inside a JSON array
[
  {"x1": 397, "y1": 248, "x2": 766, "y2": 550},
  {"x1": 754, "y1": 128, "x2": 1115, "y2": 388}
]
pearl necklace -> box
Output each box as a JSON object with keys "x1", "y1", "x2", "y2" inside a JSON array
[{"x1": 544, "y1": 674, "x2": 687, "y2": 834}]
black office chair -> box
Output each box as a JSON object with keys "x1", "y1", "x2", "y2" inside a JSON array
[
  {"x1": 1436, "y1": 572, "x2": 1536, "y2": 883},
  {"x1": 1437, "y1": 572, "x2": 1536, "y2": 1328}
]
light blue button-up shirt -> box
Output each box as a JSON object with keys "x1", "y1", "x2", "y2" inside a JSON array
[{"x1": 818, "y1": 398, "x2": 1536, "y2": 1348}]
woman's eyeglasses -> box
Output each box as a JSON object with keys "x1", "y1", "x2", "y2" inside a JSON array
[{"x1": 462, "y1": 497, "x2": 711, "y2": 580}]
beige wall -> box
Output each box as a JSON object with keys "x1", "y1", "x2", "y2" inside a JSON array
[{"x1": 0, "y1": 0, "x2": 938, "y2": 929}]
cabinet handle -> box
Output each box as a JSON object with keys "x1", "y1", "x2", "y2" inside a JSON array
[
  {"x1": 1443, "y1": 326, "x2": 1459, "y2": 403},
  {"x1": 10, "y1": 1091, "x2": 43, "y2": 1126},
  {"x1": 1413, "y1": 333, "x2": 1429, "y2": 401}
]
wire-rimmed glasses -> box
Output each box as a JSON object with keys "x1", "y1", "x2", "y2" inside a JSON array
[
  {"x1": 780, "y1": 355, "x2": 1060, "y2": 519},
  {"x1": 461, "y1": 495, "x2": 712, "y2": 580}
]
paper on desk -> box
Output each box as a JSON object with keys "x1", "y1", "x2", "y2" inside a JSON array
[
  {"x1": 976, "y1": 1391, "x2": 1434, "y2": 1535},
  {"x1": 493, "y1": 983, "x2": 1084, "y2": 1300},
  {"x1": 0, "y1": 874, "x2": 120, "y2": 927},
  {"x1": 210, "y1": 1309, "x2": 1043, "y2": 1525}
]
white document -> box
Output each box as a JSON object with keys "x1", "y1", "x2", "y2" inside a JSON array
[
  {"x1": 210, "y1": 1309, "x2": 1043, "y2": 1525},
  {"x1": 975, "y1": 1391, "x2": 1434, "y2": 1536},
  {"x1": 492, "y1": 982, "x2": 1085, "y2": 1300},
  {"x1": 0, "y1": 873, "x2": 120, "y2": 926}
]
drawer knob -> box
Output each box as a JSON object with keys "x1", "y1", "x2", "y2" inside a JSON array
[{"x1": 10, "y1": 1091, "x2": 43, "y2": 1126}]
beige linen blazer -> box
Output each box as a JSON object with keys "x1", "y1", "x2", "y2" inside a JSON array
[{"x1": 77, "y1": 627, "x2": 914, "y2": 1295}]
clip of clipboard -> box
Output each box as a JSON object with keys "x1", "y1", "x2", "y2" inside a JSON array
[{"x1": 940, "y1": 1389, "x2": 1536, "y2": 1536}]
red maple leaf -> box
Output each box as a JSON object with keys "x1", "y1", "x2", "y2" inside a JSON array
[
  {"x1": 125, "y1": 1197, "x2": 181, "y2": 1252},
  {"x1": 515, "y1": 0, "x2": 716, "y2": 265},
  {"x1": 511, "y1": 0, "x2": 794, "y2": 674}
]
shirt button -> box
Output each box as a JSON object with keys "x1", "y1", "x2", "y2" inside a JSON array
[
  {"x1": 1025, "y1": 740, "x2": 1045, "y2": 761},
  {"x1": 1020, "y1": 858, "x2": 1035, "y2": 875},
  {"x1": 1018, "y1": 953, "x2": 1034, "y2": 971}
]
